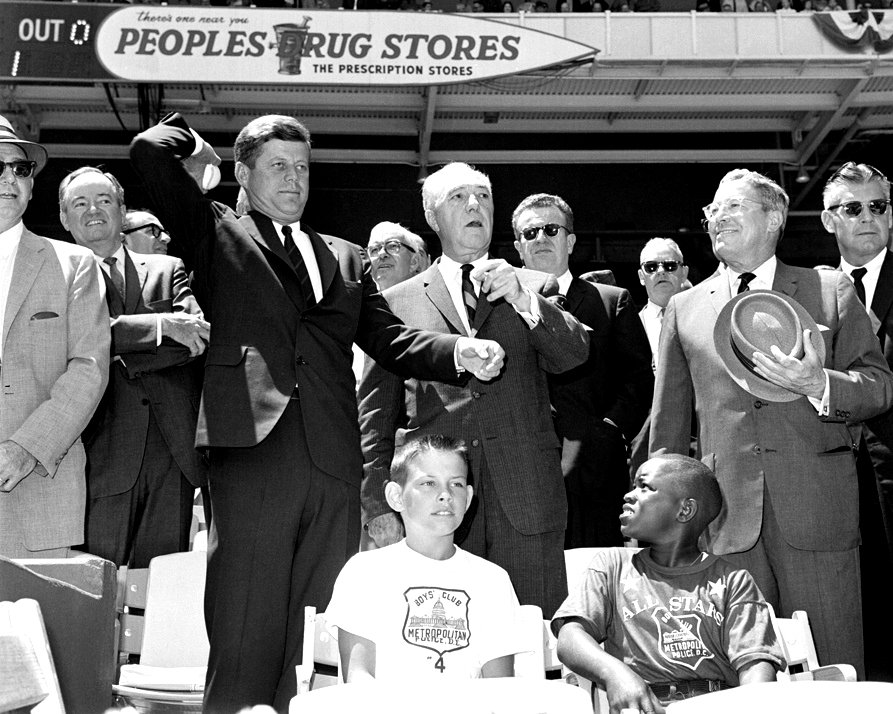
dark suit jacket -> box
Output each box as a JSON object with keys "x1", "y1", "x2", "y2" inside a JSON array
[
  {"x1": 130, "y1": 120, "x2": 462, "y2": 484},
  {"x1": 358, "y1": 261, "x2": 590, "y2": 535},
  {"x1": 862, "y1": 251, "x2": 893, "y2": 450},
  {"x1": 83, "y1": 249, "x2": 206, "y2": 497},
  {"x1": 650, "y1": 261, "x2": 893, "y2": 555},
  {"x1": 551, "y1": 277, "x2": 652, "y2": 448}
]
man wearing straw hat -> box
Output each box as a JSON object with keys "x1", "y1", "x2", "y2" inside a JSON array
[
  {"x1": 0, "y1": 115, "x2": 109, "y2": 558},
  {"x1": 650, "y1": 168, "x2": 893, "y2": 678}
]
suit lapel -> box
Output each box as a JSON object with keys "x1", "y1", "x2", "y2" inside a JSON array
[
  {"x1": 871, "y1": 253, "x2": 893, "y2": 342},
  {"x1": 3, "y1": 230, "x2": 45, "y2": 348},
  {"x1": 242, "y1": 212, "x2": 306, "y2": 311},
  {"x1": 707, "y1": 272, "x2": 730, "y2": 316},
  {"x1": 423, "y1": 262, "x2": 468, "y2": 336},
  {"x1": 122, "y1": 249, "x2": 146, "y2": 315},
  {"x1": 565, "y1": 278, "x2": 586, "y2": 315},
  {"x1": 772, "y1": 260, "x2": 798, "y2": 299}
]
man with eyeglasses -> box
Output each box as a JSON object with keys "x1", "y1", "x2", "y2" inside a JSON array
[
  {"x1": 822, "y1": 161, "x2": 893, "y2": 680},
  {"x1": 650, "y1": 167, "x2": 893, "y2": 678},
  {"x1": 359, "y1": 163, "x2": 589, "y2": 617},
  {"x1": 366, "y1": 221, "x2": 430, "y2": 292},
  {"x1": 58, "y1": 166, "x2": 209, "y2": 569},
  {"x1": 511, "y1": 193, "x2": 653, "y2": 549},
  {"x1": 0, "y1": 115, "x2": 109, "y2": 559},
  {"x1": 123, "y1": 209, "x2": 171, "y2": 255}
]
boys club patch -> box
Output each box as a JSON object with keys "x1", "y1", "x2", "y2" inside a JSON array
[
  {"x1": 652, "y1": 607, "x2": 716, "y2": 671},
  {"x1": 403, "y1": 587, "x2": 471, "y2": 672}
]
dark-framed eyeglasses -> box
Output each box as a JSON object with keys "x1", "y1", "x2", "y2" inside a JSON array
[
  {"x1": 368, "y1": 239, "x2": 415, "y2": 257},
  {"x1": 519, "y1": 223, "x2": 567, "y2": 242},
  {"x1": 826, "y1": 199, "x2": 891, "y2": 218},
  {"x1": 641, "y1": 260, "x2": 683, "y2": 274},
  {"x1": 0, "y1": 160, "x2": 37, "y2": 178},
  {"x1": 123, "y1": 223, "x2": 168, "y2": 240}
]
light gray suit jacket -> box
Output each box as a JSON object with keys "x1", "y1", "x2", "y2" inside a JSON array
[
  {"x1": 650, "y1": 261, "x2": 893, "y2": 555},
  {"x1": 0, "y1": 229, "x2": 109, "y2": 553},
  {"x1": 358, "y1": 260, "x2": 590, "y2": 535}
]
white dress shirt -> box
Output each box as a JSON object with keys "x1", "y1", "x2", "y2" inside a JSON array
[
  {"x1": 0, "y1": 221, "x2": 24, "y2": 360},
  {"x1": 276, "y1": 221, "x2": 323, "y2": 302},
  {"x1": 841, "y1": 248, "x2": 885, "y2": 314},
  {"x1": 639, "y1": 300, "x2": 664, "y2": 370},
  {"x1": 437, "y1": 254, "x2": 539, "y2": 336}
]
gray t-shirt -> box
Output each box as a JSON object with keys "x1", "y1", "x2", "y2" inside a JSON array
[{"x1": 552, "y1": 547, "x2": 785, "y2": 685}]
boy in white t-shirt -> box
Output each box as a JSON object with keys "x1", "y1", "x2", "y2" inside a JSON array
[{"x1": 326, "y1": 434, "x2": 522, "y2": 681}]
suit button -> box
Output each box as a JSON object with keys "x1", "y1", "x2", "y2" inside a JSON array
[
  {"x1": 471, "y1": 439, "x2": 480, "y2": 447},
  {"x1": 754, "y1": 400, "x2": 763, "y2": 409},
  {"x1": 472, "y1": 391, "x2": 481, "y2": 399},
  {"x1": 296, "y1": 357, "x2": 307, "y2": 365},
  {"x1": 141, "y1": 398, "x2": 149, "y2": 406},
  {"x1": 752, "y1": 445, "x2": 762, "y2": 454}
]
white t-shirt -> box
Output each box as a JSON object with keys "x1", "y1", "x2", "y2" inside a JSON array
[{"x1": 326, "y1": 539, "x2": 522, "y2": 680}]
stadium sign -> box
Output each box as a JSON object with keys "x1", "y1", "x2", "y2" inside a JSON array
[{"x1": 0, "y1": 3, "x2": 596, "y2": 85}]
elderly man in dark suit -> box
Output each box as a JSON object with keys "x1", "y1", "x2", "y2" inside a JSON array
[
  {"x1": 0, "y1": 116, "x2": 108, "y2": 559},
  {"x1": 821, "y1": 161, "x2": 893, "y2": 680},
  {"x1": 130, "y1": 116, "x2": 504, "y2": 713},
  {"x1": 511, "y1": 193, "x2": 653, "y2": 548},
  {"x1": 359, "y1": 164, "x2": 589, "y2": 617},
  {"x1": 58, "y1": 166, "x2": 209, "y2": 569},
  {"x1": 650, "y1": 168, "x2": 893, "y2": 678}
]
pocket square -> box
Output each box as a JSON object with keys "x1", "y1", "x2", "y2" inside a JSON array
[{"x1": 30, "y1": 311, "x2": 59, "y2": 320}]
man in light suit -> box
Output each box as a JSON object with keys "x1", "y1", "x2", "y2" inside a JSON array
[
  {"x1": 650, "y1": 168, "x2": 893, "y2": 678},
  {"x1": 0, "y1": 116, "x2": 109, "y2": 558},
  {"x1": 511, "y1": 193, "x2": 653, "y2": 548},
  {"x1": 359, "y1": 164, "x2": 590, "y2": 617},
  {"x1": 820, "y1": 161, "x2": 893, "y2": 680},
  {"x1": 131, "y1": 115, "x2": 504, "y2": 713},
  {"x1": 59, "y1": 166, "x2": 209, "y2": 569}
]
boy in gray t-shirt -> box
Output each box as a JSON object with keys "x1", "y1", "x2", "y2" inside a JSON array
[{"x1": 552, "y1": 454, "x2": 785, "y2": 713}]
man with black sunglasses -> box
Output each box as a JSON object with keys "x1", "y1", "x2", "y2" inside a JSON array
[
  {"x1": 123, "y1": 209, "x2": 171, "y2": 255},
  {"x1": 822, "y1": 161, "x2": 893, "y2": 680},
  {"x1": 0, "y1": 115, "x2": 109, "y2": 558},
  {"x1": 511, "y1": 192, "x2": 653, "y2": 550}
]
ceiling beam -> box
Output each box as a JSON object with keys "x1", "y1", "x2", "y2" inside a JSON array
[{"x1": 795, "y1": 76, "x2": 871, "y2": 167}]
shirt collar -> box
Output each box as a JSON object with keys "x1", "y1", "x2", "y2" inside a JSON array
[
  {"x1": 841, "y1": 248, "x2": 886, "y2": 279},
  {"x1": 721, "y1": 255, "x2": 777, "y2": 292},
  {"x1": 439, "y1": 253, "x2": 489, "y2": 283},
  {"x1": 0, "y1": 221, "x2": 24, "y2": 259},
  {"x1": 274, "y1": 220, "x2": 302, "y2": 244},
  {"x1": 644, "y1": 299, "x2": 665, "y2": 316},
  {"x1": 556, "y1": 269, "x2": 573, "y2": 295}
]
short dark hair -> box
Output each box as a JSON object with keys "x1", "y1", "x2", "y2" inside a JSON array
[
  {"x1": 823, "y1": 161, "x2": 890, "y2": 206},
  {"x1": 390, "y1": 434, "x2": 468, "y2": 488},
  {"x1": 233, "y1": 115, "x2": 311, "y2": 168},
  {"x1": 58, "y1": 166, "x2": 125, "y2": 211},
  {"x1": 511, "y1": 193, "x2": 574, "y2": 235},
  {"x1": 648, "y1": 454, "x2": 723, "y2": 529}
]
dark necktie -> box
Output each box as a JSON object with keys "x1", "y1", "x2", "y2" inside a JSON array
[
  {"x1": 282, "y1": 225, "x2": 316, "y2": 308},
  {"x1": 851, "y1": 267, "x2": 868, "y2": 306},
  {"x1": 460, "y1": 264, "x2": 477, "y2": 327},
  {"x1": 103, "y1": 256, "x2": 125, "y2": 300},
  {"x1": 737, "y1": 272, "x2": 756, "y2": 294}
]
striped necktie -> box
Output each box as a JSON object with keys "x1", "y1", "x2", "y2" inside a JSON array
[
  {"x1": 103, "y1": 256, "x2": 125, "y2": 300},
  {"x1": 460, "y1": 264, "x2": 477, "y2": 327}
]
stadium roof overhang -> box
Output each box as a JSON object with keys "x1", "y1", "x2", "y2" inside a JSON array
[{"x1": 3, "y1": 7, "x2": 893, "y2": 209}]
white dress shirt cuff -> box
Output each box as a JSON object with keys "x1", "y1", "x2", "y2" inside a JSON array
[{"x1": 808, "y1": 370, "x2": 831, "y2": 416}]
